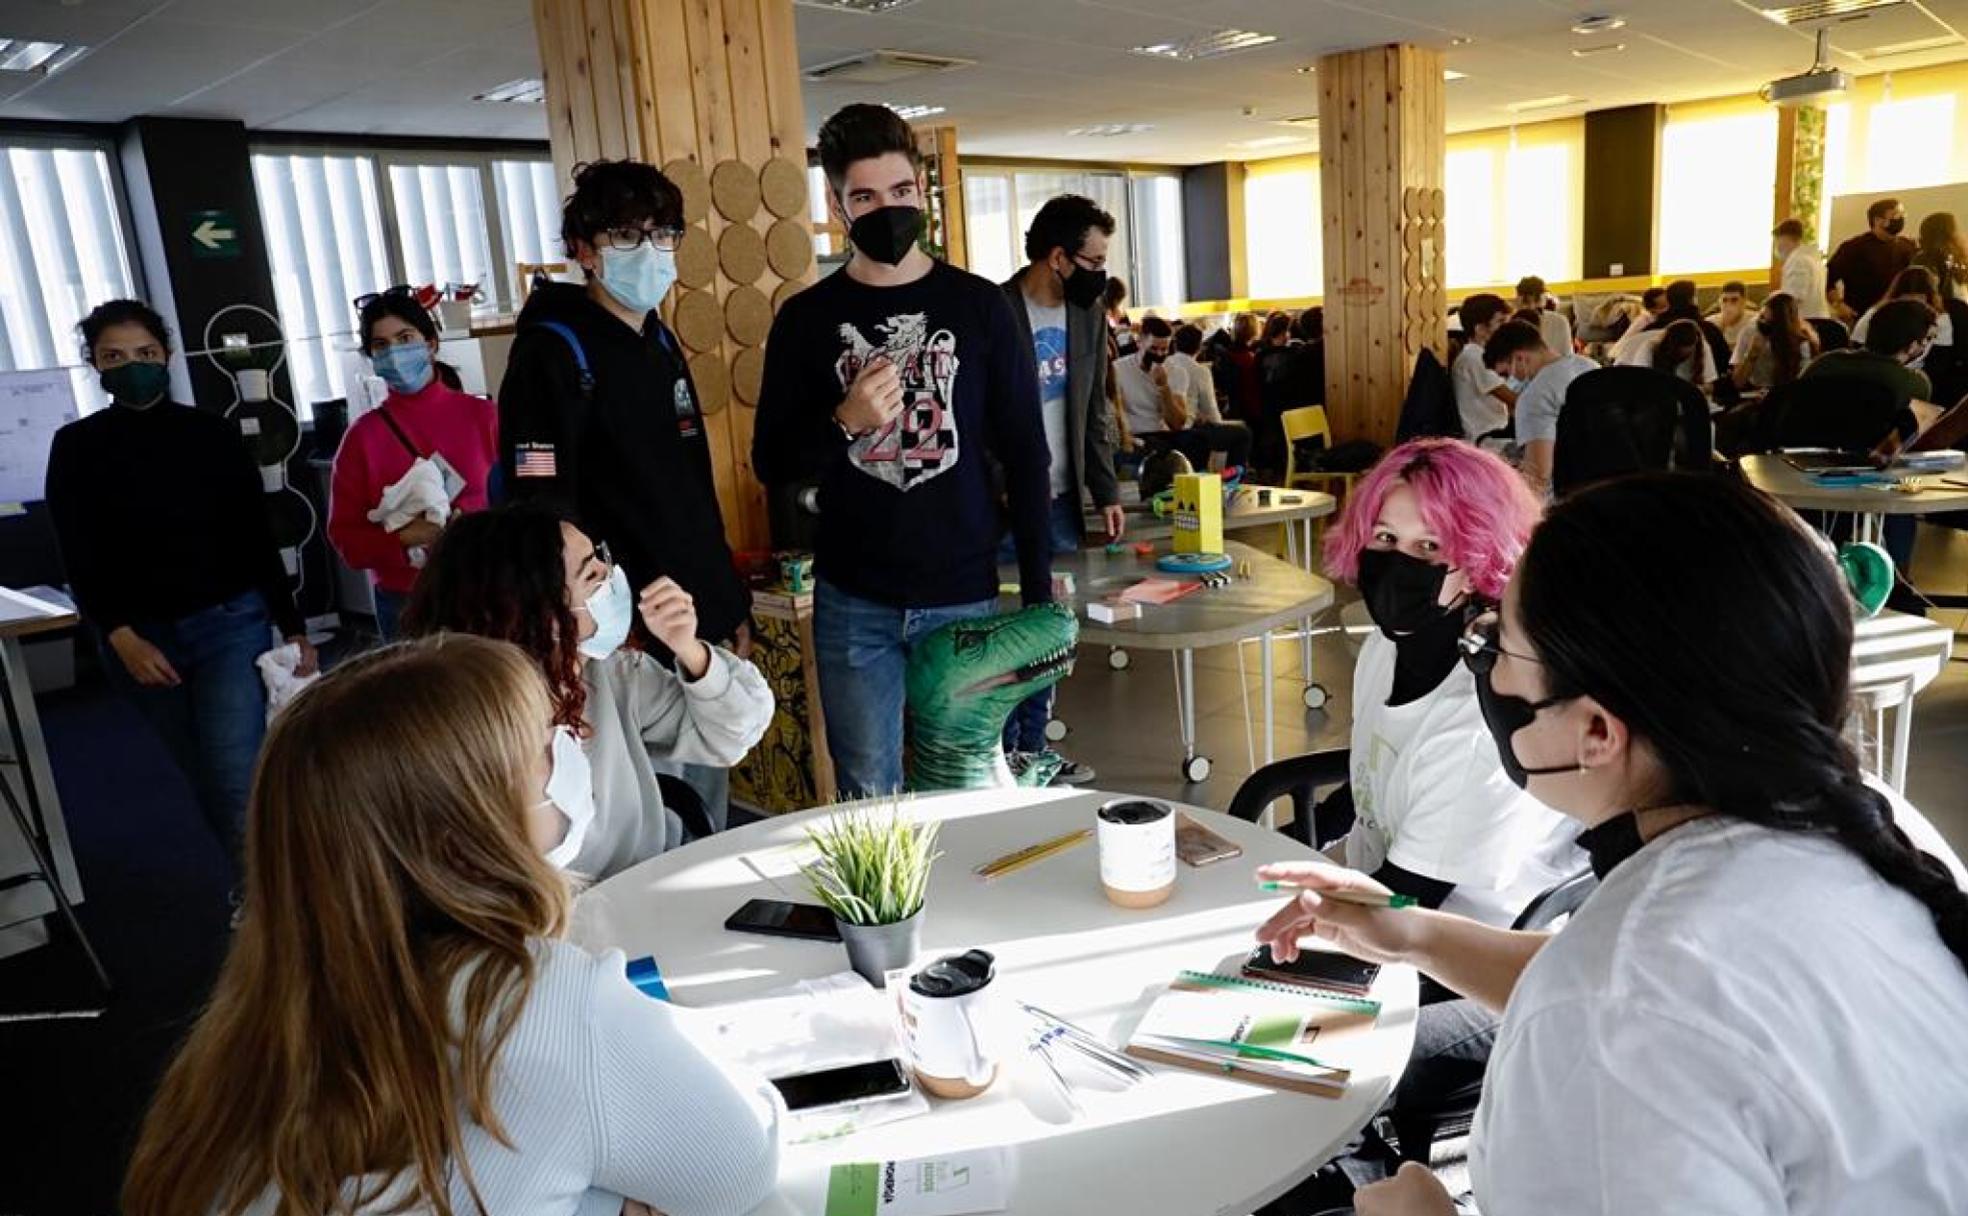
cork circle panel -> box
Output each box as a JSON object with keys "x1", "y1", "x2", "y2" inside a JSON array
[
  {"x1": 760, "y1": 156, "x2": 808, "y2": 219},
  {"x1": 710, "y1": 159, "x2": 762, "y2": 222},
  {"x1": 673, "y1": 289, "x2": 724, "y2": 354},
  {"x1": 732, "y1": 346, "x2": 765, "y2": 406},
  {"x1": 663, "y1": 159, "x2": 709, "y2": 225},
  {"x1": 690, "y1": 353, "x2": 730, "y2": 415},
  {"x1": 773, "y1": 278, "x2": 807, "y2": 311},
  {"x1": 718, "y1": 222, "x2": 768, "y2": 284},
  {"x1": 725, "y1": 284, "x2": 772, "y2": 347},
  {"x1": 675, "y1": 226, "x2": 716, "y2": 289},
  {"x1": 766, "y1": 218, "x2": 815, "y2": 280}
]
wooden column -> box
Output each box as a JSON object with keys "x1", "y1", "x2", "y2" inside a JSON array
[
  {"x1": 1317, "y1": 44, "x2": 1446, "y2": 444},
  {"x1": 531, "y1": 0, "x2": 818, "y2": 553}
]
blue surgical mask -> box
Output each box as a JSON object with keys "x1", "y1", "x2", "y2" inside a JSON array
[
  {"x1": 575, "y1": 565, "x2": 633, "y2": 660},
  {"x1": 598, "y1": 244, "x2": 678, "y2": 315},
  {"x1": 371, "y1": 342, "x2": 435, "y2": 394},
  {"x1": 1505, "y1": 376, "x2": 1528, "y2": 393}
]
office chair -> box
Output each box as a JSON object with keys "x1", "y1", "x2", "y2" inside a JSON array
[
  {"x1": 655, "y1": 772, "x2": 718, "y2": 843},
  {"x1": 1551, "y1": 366, "x2": 1712, "y2": 497},
  {"x1": 1807, "y1": 317, "x2": 1851, "y2": 351},
  {"x1": 1281, "y1": 405, "x2": 1359, "y2": 503}
]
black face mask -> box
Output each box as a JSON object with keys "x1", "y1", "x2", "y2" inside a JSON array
[
  {"x1": 1356, "y1": 549, "x2": 1457, "y2": 638},
  {"x1": 1471, "y1": 661, "x2": 1577, "y2": 788},
  {"x1": 848, "y1": 205, "x2": 925, "y2": 265},
  {"x1": 1886, "y1": 216, "x2": 1907, "y2": 236},
  {"x1": 1060, "y1": 261, "x2": 1107, "y2": 309}
]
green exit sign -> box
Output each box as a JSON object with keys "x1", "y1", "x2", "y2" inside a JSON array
[{"x1": 188, "y1": 209, "x2": 240, "y2": 259}]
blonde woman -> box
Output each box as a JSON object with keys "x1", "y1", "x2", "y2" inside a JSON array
[{"x1": 123, "y1": 635, "x2": 778, "y2": 1216}]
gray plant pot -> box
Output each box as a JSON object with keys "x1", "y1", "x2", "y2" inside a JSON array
[{"x1": 836, "y1": 910, "x2": 924, "y2": 988}]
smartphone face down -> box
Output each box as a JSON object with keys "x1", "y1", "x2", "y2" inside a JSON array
[
  {"x1": 1245, "y1": 944, "x2": 1381, "y2": 994},
  {"x1": 769, "y1": 1059, "x2": 913, "y2": 1112},
  {"x1": 724, "y1": 898, "x2": 842, "y2": 942},
  {"x1": 1174, "y1": 815, "x2": 1243, "y2": 866}
]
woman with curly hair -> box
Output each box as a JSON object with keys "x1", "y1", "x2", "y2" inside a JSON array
[{"x1": 402, "y1": 502, "x2": 772, "y2": 874}]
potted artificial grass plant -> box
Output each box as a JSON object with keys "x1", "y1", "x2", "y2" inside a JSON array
[{"x1": 803, "y1": 804, "x2": 941, "y2": 987}]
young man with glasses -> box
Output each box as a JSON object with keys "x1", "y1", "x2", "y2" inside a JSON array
[
  {"x1": 753, "y1": 104, "x2": 1052, "y2": 799},
  {"x1": 497, "y1": 158, "x2": 751, "y2": 827}
]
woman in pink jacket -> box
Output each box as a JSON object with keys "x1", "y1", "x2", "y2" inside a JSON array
[{"x1": 328, "y1": 292, "x2": 499, "y2": 637}]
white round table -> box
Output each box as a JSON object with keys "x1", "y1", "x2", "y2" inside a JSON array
[{"x1": 572, "y1": 786, "x2": 1418, "y2": 1216}]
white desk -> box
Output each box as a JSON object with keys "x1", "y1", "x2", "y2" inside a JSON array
[
  {"x1": 0, "y1": 586, "x2": 90, "y2": 968},
  {"x1": 1851, "y1": 611, "x2": 1956, "y2": 793},
  {"x1": 1738, "y1": 454, "x2": 1968, "y2": 545},
  {"x1": 571, "y1": 787, "x2": 1418, "y2": 1216}
]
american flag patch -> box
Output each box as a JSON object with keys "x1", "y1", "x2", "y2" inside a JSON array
[{"x1": 515, "y1": 443, "x2": 557, "y2": 478}]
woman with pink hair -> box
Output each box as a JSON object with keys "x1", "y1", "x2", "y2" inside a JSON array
[{"x1": 1277, "y1": 438, "x2": 1583, "y2": 1211}]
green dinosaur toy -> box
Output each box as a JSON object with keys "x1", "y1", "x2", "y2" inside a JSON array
[{"x1": 904, "y1": 603, "x2": 1080, "y2": 791}]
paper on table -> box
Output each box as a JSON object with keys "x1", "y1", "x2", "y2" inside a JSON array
[
  {"x1": 824, "y1": 1148, "x2": 1012, "y2": 1216},
  {"x1": 741, "y1": 839, "x2": 822, "y2": 889}
]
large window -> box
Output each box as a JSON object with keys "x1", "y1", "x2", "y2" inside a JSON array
[
  {"x1": 1243, "y1": 161, "x2": 1322, "y2": 300},
  {"x1": 0, "y1": 138, "x2": 139, "y2": 416},
  {"x1": 252, "y1": 143, "x2": 556, "y2": 412},
  {"x1": 961, "y1": 166, "x2": 1183, "y2": 308},
  {"x1": 1443, "y1": 119, "x2": 1583, "y2": 289},
  {"x1": 1658, "y1": 100, "x2": 1777, "y2": 275}
]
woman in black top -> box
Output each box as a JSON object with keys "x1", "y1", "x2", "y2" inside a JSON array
[{"x1": 45, "y1": 300, "x2": 314, "y2": 869}]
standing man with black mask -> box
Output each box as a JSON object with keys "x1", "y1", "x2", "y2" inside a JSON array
[
  {"x1": 1829, "y1": 197, "x2": 1917, "y2": 320},
  {"x1": 994, "y1": 193, "x2": 1123, "y2": 783},
  {"x1": 754, "y1": 104, "x2": 1051, "y2": 799}
]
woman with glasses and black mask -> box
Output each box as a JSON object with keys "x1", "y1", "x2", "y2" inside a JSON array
[
  {"x1": 499, "y1": 158, "x2": 755, "y2": 828},
  {"x1": 327, "y1": 290, "x2": 497, "y2": 637},
  {"x1": 1256, "y1": 474, "x2": 1968, "y2": 1216}
]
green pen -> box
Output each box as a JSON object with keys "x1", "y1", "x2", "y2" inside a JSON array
[
  {"x1": 1257, "y1": 881, "x2": 1417, "y2": 909},
  {"x1": 1169, "y1": 1036, "x2": 1339, "y2": 1071}
]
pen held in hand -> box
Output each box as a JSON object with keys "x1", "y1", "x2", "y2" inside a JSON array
[{"x1": 1256, "y1": 881, "x2": 1417, "y2": 909}]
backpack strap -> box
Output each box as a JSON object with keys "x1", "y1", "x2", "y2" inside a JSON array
[
  {"x1": 531, "y1": 320, "x2": 595, "y2": 400},
  {"x1": 375, "y1": 405, "x2": 424, "y2": 461}
]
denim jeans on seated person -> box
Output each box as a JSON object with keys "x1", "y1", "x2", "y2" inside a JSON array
[
  {"x1": 814, "y1": 579, "x2": 998, "y2": 799},
  {"x1": 998, "y1": 493, "x2": 1083, "y2": 753},
  {"x1": 99, "y1": 589, "x2": 273, "y2": 870}
]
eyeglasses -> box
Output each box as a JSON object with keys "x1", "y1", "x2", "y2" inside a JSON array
[
  {"x1": 599, "y1": 226, "x2": 685, "y2": 253},
  {"x1": 354, "y1": 284, "x2": 415, "y2": 311},
  {"x1": 1457, "y1": 607, "x2": 1541, "y2": 677}
]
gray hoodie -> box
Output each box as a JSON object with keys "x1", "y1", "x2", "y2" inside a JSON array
[{"x1": 571, "y1": 646, "x2": 773, "y2": 878}]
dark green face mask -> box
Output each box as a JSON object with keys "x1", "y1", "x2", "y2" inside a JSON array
[{"x1": 100, "y1": 361, "x2": 170, "y2": 409}]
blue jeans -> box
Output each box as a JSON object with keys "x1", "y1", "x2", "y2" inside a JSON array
[
  {"x1": 814, "y1": 579, "x2": 997, "y2": 799},
  {"x1": 102, "y1": 590, "x2": 272, "y2": 868},
  {"x1": 998, "y1": 494, "x2": 1082, "y2": 753},
  {"x1": 372, "y1": 586, "x2": 408, "y2": 640}
]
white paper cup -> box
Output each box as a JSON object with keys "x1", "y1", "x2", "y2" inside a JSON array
[{"x1": 1098, "y1": 798, "x2": 1176, "y2": 908}]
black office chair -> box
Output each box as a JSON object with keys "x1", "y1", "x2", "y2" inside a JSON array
[
  {"x1": 656, "y1": 772, "x2": 718, "y2": 843},
  {"x1": 1764, "y1": 375, "x2": 1901, "y2": 451},
  {"x1": 1226, "y1": 760, "x2": 1598, "y2": 1162},
  {"x1": 1807, "y1": 317, "x2": 1851, "y2": 352},
  {"x1": 1551, "y1": 366, "x2": 1712, "y2": 496}
]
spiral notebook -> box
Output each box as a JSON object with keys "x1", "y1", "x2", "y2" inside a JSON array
[{"x1": 1123, "y1": 970, "x2": 1379, "y2": 1099}]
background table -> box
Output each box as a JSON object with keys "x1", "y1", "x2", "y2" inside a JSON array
[
  {"x1": 1009, "y1": 540, "x2": 1335, "y2": 782},
  {"x1": 1851, "y1": 611, "x2": 1956, "y2": 792},
  {"x1": 0, "y1": 586, "x2": 97, "y2": 982},
  {"x1": 1738, "y1": 454, "x2": 1968, "y2": 544},
  {"x1": 1088, "y1": 485, "x2": 1337, "y2": 574},
  {"x1": 572, "y1": 787, "x2": 1419, "y2": 1216}
]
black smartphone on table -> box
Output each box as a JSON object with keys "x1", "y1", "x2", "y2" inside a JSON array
[
  {"x1": 1244, "y1": 944, "x2": 1381, "y2": 995},
  {"x1": 724, "y1": 898, "x2": 842, "y2": 942},
  {"x1": 769, "y1": 1058, "x2": 913, "y2": 1112}
]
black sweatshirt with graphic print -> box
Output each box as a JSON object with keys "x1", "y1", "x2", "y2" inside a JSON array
[{"x1": 753, "y1": 260, "x2": 1053, "y2": 608}]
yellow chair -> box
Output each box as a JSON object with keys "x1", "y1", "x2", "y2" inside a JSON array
[{"x1": 1281, "y1": 405, "x2": 1357, "y2": 506}]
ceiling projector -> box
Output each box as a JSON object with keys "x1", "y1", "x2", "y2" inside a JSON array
[{"x1": 1762, "y1": 28, "x2": 1851, "y2": 107}]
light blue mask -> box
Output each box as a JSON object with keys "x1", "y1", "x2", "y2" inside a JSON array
[
  {"x1": 599, "y1": 244, "x2": 678, "y2": 315},
  {"x1": 576, "y1": 565, "x2": 633, "y2": 660},
  {"x1": 371, "y1": 342, "x2": 435, "y2": 394},
  {"x1": 1505, "y1": 376, "x2": 1529, "y2": 393}
]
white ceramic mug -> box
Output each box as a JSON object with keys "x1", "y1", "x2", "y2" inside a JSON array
[
  {"x1": 1098, "y1": 798, "x2": 1176, "y2": 908},
  {"x1": 900, "y1": 949, "x2": 1000, "y2": 1099}
]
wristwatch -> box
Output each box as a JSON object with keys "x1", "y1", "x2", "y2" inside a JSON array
[{"x1": 834, "y1": 411, "x2": 860, "y2": 441}]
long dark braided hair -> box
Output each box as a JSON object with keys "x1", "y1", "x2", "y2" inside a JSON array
[{"x1": 1517, "y1": 473, "x2": 1968, "y2": 969}]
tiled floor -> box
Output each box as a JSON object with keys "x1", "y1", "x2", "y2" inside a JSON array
[{"x1": 1047, "y1": 522, "x2": 1968, "y2": 857}]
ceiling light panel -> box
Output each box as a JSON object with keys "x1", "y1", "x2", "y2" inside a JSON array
[
  {"x1": 0, "y1": 39, "x2": 87, "y2": 75},
  {"x1": 1758, "y1": 0, "x2": 1906, "y2": 24},
  {"x1": 474, "y1": 78, "x2": 545, "y2": 104},
  {"x1": 1131, "y1": 29, "x2": 1278, "y2": 61},
  {"x1": 886, "y1": 103, "x2": 946, "y2": 120},
  {"x1": 1066, "y1": 123, "x2": 1155, "y2": 137},
  {"x1": 1505, "y1": 93, "x2": 1586, "y2": 112}
]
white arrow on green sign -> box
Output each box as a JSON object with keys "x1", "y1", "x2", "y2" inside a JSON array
[{"x1": 189, "y1": 209, "x2": 240, "y2": 259}]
